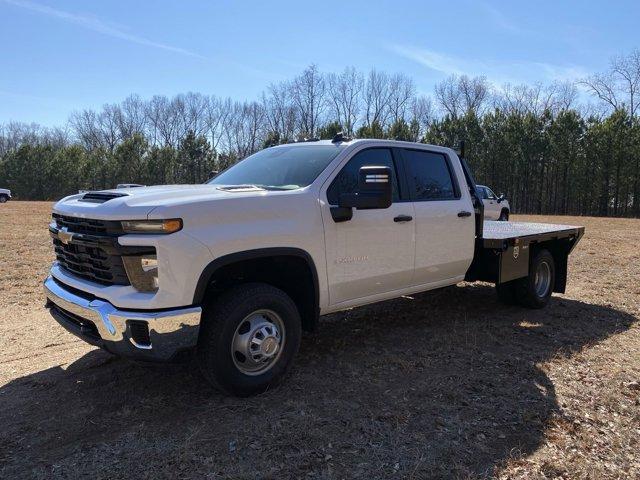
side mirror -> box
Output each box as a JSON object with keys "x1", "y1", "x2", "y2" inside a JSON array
[
  {"x1": 339, "y1": 166, "x2": 393, "y2": 210},
  {"x1": 497, "y1": 194, "x2": 505, "y2": 203},
  {"x1": 331, "y1": 166, "x2": 393, "y2": 222}
]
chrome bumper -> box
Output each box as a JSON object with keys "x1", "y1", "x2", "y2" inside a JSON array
[{"x1": 44, "y1": 276, "x2": 201, "y2": 361}]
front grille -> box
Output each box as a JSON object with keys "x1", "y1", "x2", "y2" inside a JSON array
[
  {"x1": 53, "y1": 237, "x2": 130, "y2": 285},
  {"x1": 51, "y1": 214, "x2": 129, "y2": 285},
  {"x1": 52, "y1": 213, "x2": 123, "y2": 236},
  {"x1": 51, "y1": 214, "x2": 155, "y2": 286}
]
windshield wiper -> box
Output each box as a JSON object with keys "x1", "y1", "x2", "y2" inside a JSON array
[{"x1": 217, "y1": 184, "x2": 298, "y2": 191}]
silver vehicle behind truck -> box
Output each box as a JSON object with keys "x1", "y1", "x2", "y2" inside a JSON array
[{"x1": 0, "y1": 188, "x2": 11, "y2": 203}]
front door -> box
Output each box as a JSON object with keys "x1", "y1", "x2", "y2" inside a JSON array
[{"x1": 320, "y1": 148, "x2": 415, "y2": 305}]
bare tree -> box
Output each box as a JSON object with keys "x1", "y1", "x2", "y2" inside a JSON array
[
  {"x1": 436, "y1": 75, "x2": 490, "y2": 117},
  {"x1": 291, "y1": 65, "x2": 327, "y2": 137},
  {"x1": 363, "y1": 69, "x2": 393, "y2": 127},
  {"x1": 206, "y1": 96, "x2": 232, "y2": 154},
  {"x1": 263, "y1": 81, "x2": 298, "y2": 142},
  {"x1": 327, "y1": 67, "x2": 363, "y2": 135},
  {"x1": 581, "y1": 49, "x2": 640, "y2": 117},
  {"x1": 435, "y1": 75, "x2": 463, "y2": 117},
  {"x1": 410, "y1": 95, "x2": 434, "y2": 139},
  {"x1": 388, "y1": 73, "x2": 416, "y2": 124},
  {"x1": 117, "y1": 95, "x2": 148, "y2": 139}
]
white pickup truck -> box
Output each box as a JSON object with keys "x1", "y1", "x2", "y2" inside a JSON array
[{"x1": 44, "y1": 137, "x2": 584, "y2": 396}]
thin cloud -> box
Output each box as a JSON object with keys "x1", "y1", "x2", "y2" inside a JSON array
[
  {"x1": 480, "y1": 3, "x2": 524, "y2": 35},
  {"x1": 389, "y1": 43, "x2": 588, "y2": 85},
  {"x1": 2, "y1": 0, "x2": 205, "y2": 59}
]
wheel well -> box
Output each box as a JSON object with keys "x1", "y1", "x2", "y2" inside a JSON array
[
  {"x1": 530, "y1": 240, "x2": 570, "y2": 294},
  {"x1": 196, "y1": 252, "x2": 319, "y2": 332}
]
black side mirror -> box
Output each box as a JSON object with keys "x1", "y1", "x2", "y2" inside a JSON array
[
  {"x1": 331, "y1": 166, "x2": 393, "y2": 222},
  {"x1": 497, "y1": 194, "x2": 505, "y2": 203},
  {"x1": 339, "y1": 166, "x2": 393, "y2": 209}
]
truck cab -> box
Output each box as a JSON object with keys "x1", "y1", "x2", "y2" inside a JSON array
[{"x1": 44, "y1": 138, "x2": 583, "y2": 396}]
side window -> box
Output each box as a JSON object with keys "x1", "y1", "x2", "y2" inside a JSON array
[
  {"x1": 327, "y1": 148, "x2": 399, "y2": 205},
  {"x1": 479, "y1": 187, "x2": 489, "y2": 199},
  {"x1": 486, "y1": 188, "x2": 497, "y2": 199},
  {"x1": 402, "y1": 149, "x2": 458, "y2": 201}
]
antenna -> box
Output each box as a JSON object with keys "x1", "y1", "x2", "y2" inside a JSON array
[
  {"x1": 332, "y1": 132, "x2": 352, "y2": 143},
  {"x1": 459, "y1": 139, "x2": 466, "y2": 159}
]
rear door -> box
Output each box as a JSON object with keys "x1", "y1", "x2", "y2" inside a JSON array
[
  {"x1": 320, "y1": 147, "x2": 415, "y2": 305},
  {"x1": 399, "y1": 148, "x2": 475, "y2": 286}
]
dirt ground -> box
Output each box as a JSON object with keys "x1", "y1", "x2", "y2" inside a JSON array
[{"x1": 0, "y1": 201, "x2": 638, "y2": 479}]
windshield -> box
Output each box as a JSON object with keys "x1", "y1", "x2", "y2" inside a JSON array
[{"x1": 208, "y1": 145, "x2": 344, "y2": 190}]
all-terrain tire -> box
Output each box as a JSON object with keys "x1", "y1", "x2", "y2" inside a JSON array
[
  {"x1": 514, "y1": 249, "x2": 555, "y2": 309},
  {"x1": 197, "y1": 283, "x2": 301, "y2": 396}
]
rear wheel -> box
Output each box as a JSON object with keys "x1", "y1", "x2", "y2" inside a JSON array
[
  {"x1": 514, "y1": 249, "x2": 555, "y2": 309},
  {"x1": 197, "y1": 283, "x2": 301, "y2": 396},
  {"x1": 498, "y1": 209, "x2": 509, "y2": 221}
]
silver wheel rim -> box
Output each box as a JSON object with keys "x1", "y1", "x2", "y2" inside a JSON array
[
  {"x1": 231, "y1": 309, "x2": 285, "y2": 376},
  {"x1": 534, "y1": 260, "x2": 551, "y2": 297}
]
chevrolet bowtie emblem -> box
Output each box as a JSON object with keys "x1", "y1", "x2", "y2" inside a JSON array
[{"x1": 58, "y1": 227, "x2": 74, "y2": 245}]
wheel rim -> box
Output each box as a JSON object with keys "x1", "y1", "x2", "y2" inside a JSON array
[
  {"x1": 534, "y1": 260, "x2": 551, "y2": 297},
  {"x1": 231, "y1": 309, "x2": 285, "y2": 376}
]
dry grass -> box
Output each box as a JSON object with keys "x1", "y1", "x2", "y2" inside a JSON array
[{"x1": 0, "y1": 202, "x2": 638, "y2": 479}]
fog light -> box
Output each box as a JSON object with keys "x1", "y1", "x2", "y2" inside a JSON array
[{"x1": 122, "y1": 254, "x2": 159, "y2": 292}]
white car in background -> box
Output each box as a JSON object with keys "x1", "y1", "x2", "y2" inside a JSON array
[
  {"x1": 477, "y1": 185, "x2": 509, "y2": 221},
  {"x1": 0, "y1": 188, "x2": 11, "y2": 203}
]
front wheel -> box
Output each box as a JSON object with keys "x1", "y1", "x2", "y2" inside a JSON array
[
  {"x1": 498, "y1": 209, "x2": 509, "y2": 221},
  {"x1": 197, "y1": 283, "x2": 301, "y2": 396},
  {"x1": 0, "y1": 195, "x2": 7, "y2": 203}
]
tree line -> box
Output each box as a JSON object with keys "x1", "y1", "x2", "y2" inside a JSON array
[{"x1": 0, "y1": 49, "x2": 639, "y2": 217}]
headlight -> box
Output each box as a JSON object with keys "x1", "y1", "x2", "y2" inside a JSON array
[
  {"x1": 122, "y1": 254, "x2": 159, "y2": 292},
  {"x1": 121, "y1": 219, "x2": 182, "y2": 234}
]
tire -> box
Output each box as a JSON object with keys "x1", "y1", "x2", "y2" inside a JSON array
[
  {"x1": 0, "y1": 195, "x2": 7, "y2": 203},
  {"x1": 514, "y1": 249, "x2": 555, "y2": 309},
  {"x1": 197, "y1": 283, "x2": 301, "y2": 396},
  {"x1": 496, "y1": 280, "x2": 517, "y2": 305},
  {"x1": 498, "y1": 209, "x2": 509, "y2": 221}
]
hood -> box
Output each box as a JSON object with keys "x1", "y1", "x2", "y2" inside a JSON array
[{"x1": 53, "y1": 184, "x2": 281, "y2": 220}]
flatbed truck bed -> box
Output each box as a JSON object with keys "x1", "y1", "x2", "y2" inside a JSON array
[{"x1": 467, "y1": 220, "x2": 585, "y2": 292}]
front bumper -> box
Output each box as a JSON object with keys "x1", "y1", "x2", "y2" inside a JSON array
[{"x1": 44, "y1": 276, "x2": 201, "y2": 361}]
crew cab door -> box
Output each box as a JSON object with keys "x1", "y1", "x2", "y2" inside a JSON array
[
  {"x1": 320, "y1": 148, "x2": 415, "y2": 305},
  {"x1": 399, "y1": 148, "x2": 475, "y2": 285}
]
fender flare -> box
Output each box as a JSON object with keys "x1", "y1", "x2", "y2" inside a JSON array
[{"x1": 192, "y1": 247, "x2": 320, "y2": 327}]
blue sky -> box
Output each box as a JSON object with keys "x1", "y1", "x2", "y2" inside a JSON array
[{"x1": 1, "y1": 0, "x2": 638, "y2": 126}]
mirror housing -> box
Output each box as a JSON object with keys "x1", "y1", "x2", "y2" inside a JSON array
[
  {"x1": 330, "y1": 166, "x2": 393, "y2": 222},
  {"x1": 497, "y1": 193, "x2": 505, "y2": 203},
  {"x1": 338, "y1": 166, "x2": 393, "y2": 210}
]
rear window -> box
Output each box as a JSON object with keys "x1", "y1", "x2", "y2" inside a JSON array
[{"x1": 402, "y1": 149, "x2": 458, "y2": 201}]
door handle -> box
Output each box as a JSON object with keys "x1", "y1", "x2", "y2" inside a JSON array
[
  {"x1": 394, "y1": 215, "x2": 413, "y2": 223},
  {"x1": 457, "y1": 211, "x2": 472, "y2": 218}
]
